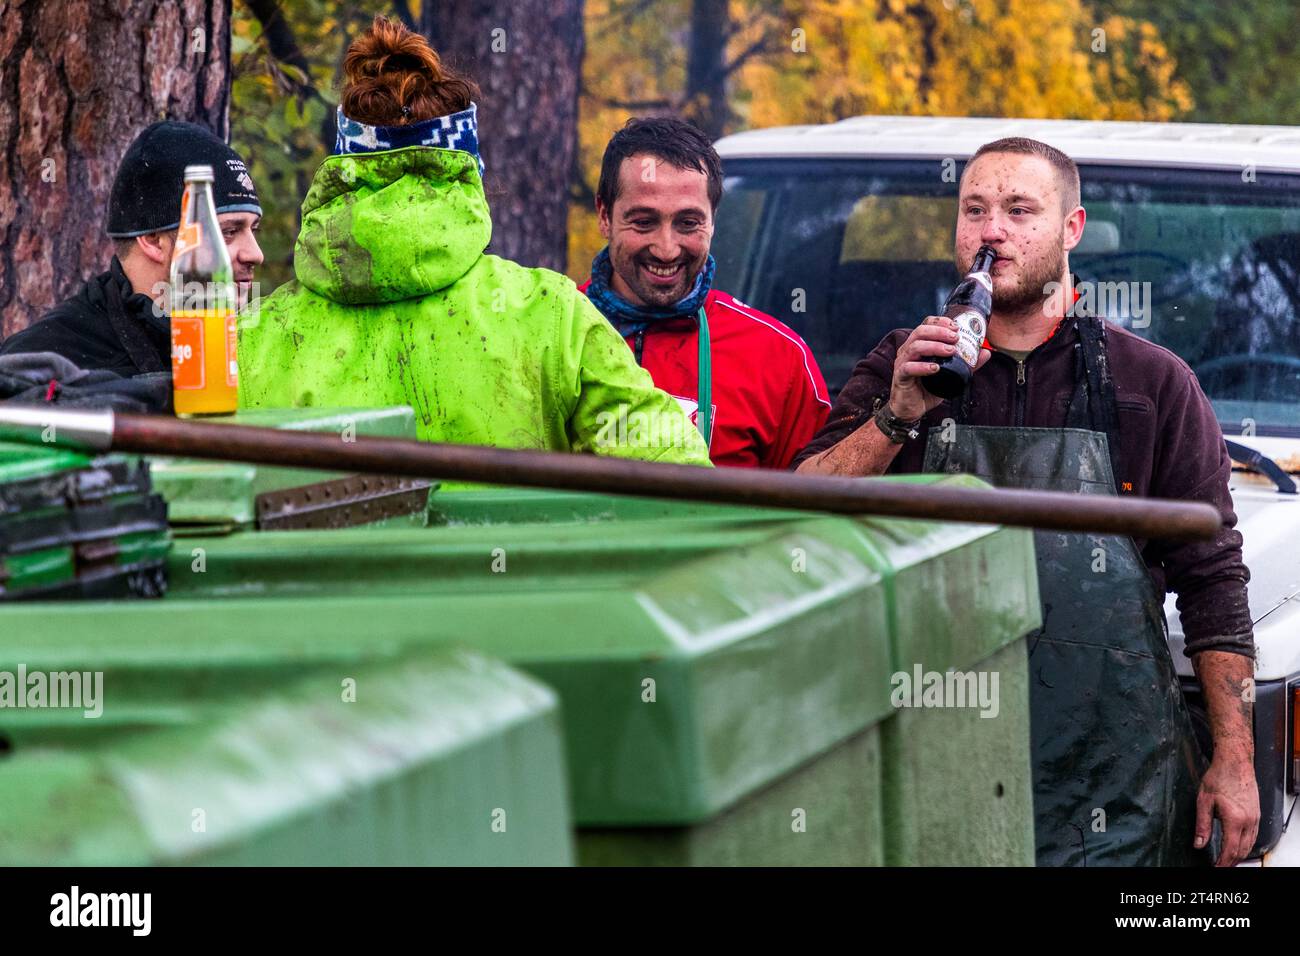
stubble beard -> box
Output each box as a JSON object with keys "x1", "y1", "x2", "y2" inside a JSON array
[
  {"x1": 613, "y1": 248, "x2": 702, "y2": 309},
  {"x1": 990, "y1": 249, "x2": 1066, "y2": 315}
]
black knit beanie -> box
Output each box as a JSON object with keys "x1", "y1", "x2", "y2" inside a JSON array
[{"x1": 106, "y1": 121, "x2": 262, "y2": 238}]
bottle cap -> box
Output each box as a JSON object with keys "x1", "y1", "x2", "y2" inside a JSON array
[{"x1": 182, "y1": 164, "x2": 215, "y2": 183}]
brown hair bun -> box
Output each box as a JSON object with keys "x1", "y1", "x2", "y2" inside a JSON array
[{"x1": 341, "y1": 15, "x2": 479, "y2": 126}]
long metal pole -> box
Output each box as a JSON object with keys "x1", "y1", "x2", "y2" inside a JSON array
[{"x1": 0, "y1": 407, "x2": 1223, "y2": 541}]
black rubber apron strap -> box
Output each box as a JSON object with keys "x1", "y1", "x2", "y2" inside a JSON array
[
  {"x1": 105, "y1": 279, "x2": 166, "y2": 374},
  {"x1": 952, "y1": 317, "x2": 1118, "y2": 468},
  {"x1": 1072, "y1": 316, "x2": 1122, "y2": 491},
  {"x1": 920, "y1": 318, "x2": 1203, "y2": 866}
]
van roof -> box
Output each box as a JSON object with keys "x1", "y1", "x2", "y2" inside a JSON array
[{"x1": 714, "y1": 116, "x2": 1300, "y2": 174}]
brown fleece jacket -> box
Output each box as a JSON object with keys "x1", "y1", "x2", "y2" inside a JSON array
[{"x1": 793, "y1": 317, "x2": 1253, "y2": 658}]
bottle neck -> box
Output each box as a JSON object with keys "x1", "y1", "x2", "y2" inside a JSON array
[
  {"x1": 170, "y1": 180, "x2": 234, "y2": 314},
  {"x1": 971, "y1": 246, "x2": 997, "y2": 274}
]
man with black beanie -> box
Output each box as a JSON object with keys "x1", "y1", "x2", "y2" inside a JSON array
[{"x1": 0, "y1": 121, "x2": 263, "y2": 387}]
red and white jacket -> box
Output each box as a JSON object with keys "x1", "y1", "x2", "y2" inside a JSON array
[{"x1": 579, "y1": 284, "x2": 831, "y2": 469}]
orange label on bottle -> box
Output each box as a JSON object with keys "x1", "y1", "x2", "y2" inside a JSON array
[
  {"x1": 174, "y1": 191, "x2": 201, "y2": 260},
  {"x1": 171, "y1": 315, "x2": 205, "y2": 390},
  {"x1": 225, "y1": 314, "x2": 238, "y2": 386}
]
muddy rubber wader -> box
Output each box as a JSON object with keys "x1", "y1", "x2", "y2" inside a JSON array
[{"x1": 922, "y1": 316, "x2": 1206, "y2": 866}]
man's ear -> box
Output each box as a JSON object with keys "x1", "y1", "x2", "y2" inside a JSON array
[
  {"x1": 1062, "y1": 205, "x2": 1087, "y2": 253},
  {"x1": 596, "y1": 198, "x2": 612, "y2": 241},
  {"x1": 134, "y1": 231, "x2": 174, "y2": 266}
]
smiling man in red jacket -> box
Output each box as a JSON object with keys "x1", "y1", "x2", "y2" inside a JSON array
[{"x1": 581, "y1": 117, "x2": 830, "y2": 468}]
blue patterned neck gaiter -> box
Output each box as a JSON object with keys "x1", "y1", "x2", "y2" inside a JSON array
[
  {"x1": 333, "y1": 102, "x2": 486, "y2": 179},
  {"x1": 586, "y1": 247, "x2": 715, "y2": 337}
]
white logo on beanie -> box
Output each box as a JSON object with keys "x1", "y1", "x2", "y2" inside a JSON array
[{"x1": 226, "y1": 158, "x2": 256, "y2": 197}]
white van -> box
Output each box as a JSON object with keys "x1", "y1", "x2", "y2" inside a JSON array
[{"x1": 714, "y1": 116, "x2": 1299, "y2": 865}]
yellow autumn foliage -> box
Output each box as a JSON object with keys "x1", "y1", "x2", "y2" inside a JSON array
[{"x1": 568, "y1": 0, "x2": 1192, "y2": 280}]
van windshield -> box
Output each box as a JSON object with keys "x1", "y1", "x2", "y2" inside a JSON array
[{"x1": 713, "y1": 160, "x2": 1300, "y2": 436}]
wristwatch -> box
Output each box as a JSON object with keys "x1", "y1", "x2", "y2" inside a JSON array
[{"x1": 873, "y1": 401, "x2": 922, "y2": 444}]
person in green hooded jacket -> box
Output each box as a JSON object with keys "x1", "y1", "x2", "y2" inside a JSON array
[{"x1": 239, "y1": 16, "x2": 709, "y2": 468}]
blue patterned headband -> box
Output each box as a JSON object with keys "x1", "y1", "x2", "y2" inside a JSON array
[{"x1": 333, "y1": 102, "x2": 485, "y2": 178}]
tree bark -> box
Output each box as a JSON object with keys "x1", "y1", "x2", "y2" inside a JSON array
[
  {"x1": 0, "y1": 0, "x2": 232, "y2": 338},
  {"x1": 418, "y1": 0, "x2": 584, "y2": 272}
]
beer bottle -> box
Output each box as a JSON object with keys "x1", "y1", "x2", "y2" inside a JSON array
[
  {"x1": 923, "y1": 244, "x2": 996, "y2": 400},
  {"x1": 168, "y1": 165, "x2": 238, "y2": 415}
]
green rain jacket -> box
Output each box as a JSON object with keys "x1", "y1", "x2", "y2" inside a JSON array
[{"x1": 238, "y1": 147, "x2": 710, "y2": 467}]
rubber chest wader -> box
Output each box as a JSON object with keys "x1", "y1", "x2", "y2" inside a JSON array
[{"x1": 922, "y1": 316, "x2": 1206, "y2": 866}]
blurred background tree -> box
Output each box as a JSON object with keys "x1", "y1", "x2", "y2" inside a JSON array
[
  {"x1": 1091, "y1": 0, "x2": 1300, "y2": 127},
  {"x1": 415, "y1": 0, "x2": 583, "y2": 274},
  {"x1": 6, "y1": 0, "x2": 1293, "y2": 331},
  {"x1": 230, "y1": 0, "x2": 581, "y2": 290},
  {"x1": 230, "y1": 0, "x2": 347, "y2": 292},
  {"x1": 238, "y1": 0, "x2": 1283, "y2": 287},
  {"x1": 567, "y1": 0, "x2": 1195, "y2": 280},
  {"x1": 0, "y1": 0, "x2": 232, "y2": 335}
]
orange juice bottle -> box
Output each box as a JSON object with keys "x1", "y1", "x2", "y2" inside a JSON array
[{"x1": 169, "y1": 165, "x2": 238, "y2": 415}]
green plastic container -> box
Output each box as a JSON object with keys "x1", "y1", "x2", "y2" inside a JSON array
[
  {"x1": 0, "y1": 444, "x2": 170, "y2": 601},
  {"x1": 148, "y1": 406, "x2": 428, "y2": 530},
  {"x1": 7, "y1": 505, "x2": 892, "y2": 864},
  {"x1": 3, "y1": 461, "x2": 1040, "y2": 865},
  {"x1": 844, "y1": 475, "x2": 1041, "y2": 866},
  {"x1": 171, "y1": 476, "x2": 1035, "y2": 863},
  {"x1": 0, "y1": 644, "x2": 572, "y2": 866},
  {"x1": 425, "y1": 476, "x2": 1042, "y2": 864},
  {"x1": 426, "y1": 486, "x2": 774, "y2": 527},
  {"x1": 170, "y1": 517, "x2": 888, "y2": 794}
]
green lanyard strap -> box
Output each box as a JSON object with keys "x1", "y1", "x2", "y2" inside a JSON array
[{"x1": 696, "y1": 305, "x2": 711, "y2": 445}]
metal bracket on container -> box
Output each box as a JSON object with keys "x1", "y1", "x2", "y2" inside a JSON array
[{"x1": 255, "y1": 474, "x2": 432, "y2": 530}]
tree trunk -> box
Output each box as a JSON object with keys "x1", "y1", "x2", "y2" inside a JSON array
[
  {"x1": 0, "y1": 0, "x2": 232, "y2": 338},
  {"x1": 419, "y1": 0, "x2": 583, "y2": 272},
  {"x1": 685, "y1": 0, "x2": 732, "y2": 142}
]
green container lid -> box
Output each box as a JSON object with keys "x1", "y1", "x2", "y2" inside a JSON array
[
  {"x1": 149, "y1": 406, "x2": 426, "y2": 529},
  {"x1": 2, "y1": 474, "x2": 1044, "y2": 865},
  {"x1": 143, "y1": 508, "x2": 894, "y2": 825},
  {"x1": 0, "y1": 647, "x2": 572, "y2": 865},
  {"x1": 13, "y1": 508, "x2": 890, "y2": 825}
]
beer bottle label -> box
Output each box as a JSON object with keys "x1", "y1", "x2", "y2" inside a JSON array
[{"x1": 952, "y1": 309, "x2": 985, "y2": 367}]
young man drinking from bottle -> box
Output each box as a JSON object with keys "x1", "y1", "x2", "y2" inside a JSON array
[{"x1": 795, "y1": 137, "x2": 1258, "y2": 868}]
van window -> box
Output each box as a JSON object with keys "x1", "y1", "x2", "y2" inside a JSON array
[{"x1": 714, "y1": 160, "x2": 1300, "y2": 435}]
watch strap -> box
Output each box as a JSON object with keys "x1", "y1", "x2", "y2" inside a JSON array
[{"x1": 873, "y1": 401, "x2": 922, "y2": 444}]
